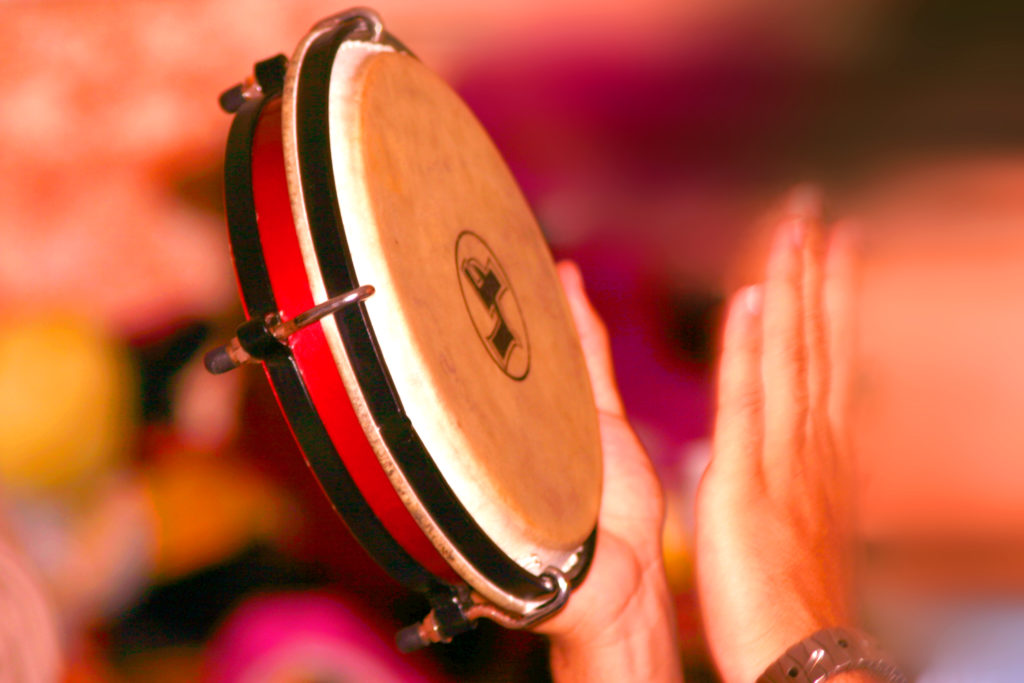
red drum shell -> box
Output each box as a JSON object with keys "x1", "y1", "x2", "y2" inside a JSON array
[
  {"x1": 219, "y1": 18, "x2": 599, "y2": 620},
  {"x1": 249, "y1": 98, "x2": 457, "y2": 583}
]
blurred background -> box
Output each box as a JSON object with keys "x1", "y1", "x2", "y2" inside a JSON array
[{"x1": 2, "y1": 0, "x2": 1024, "y2": 680}]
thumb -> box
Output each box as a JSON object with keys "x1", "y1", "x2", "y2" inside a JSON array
[{"x1": 557, "y1": 261, "x2": 625, "y2": 418}]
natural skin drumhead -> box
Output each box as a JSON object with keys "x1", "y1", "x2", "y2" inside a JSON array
[{"x1": 323, "y1": 48, "x2": 602, "y2": 569}]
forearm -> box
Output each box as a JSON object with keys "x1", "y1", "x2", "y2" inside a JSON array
[{"x1": 548, "y1": 563, "x2": 683, "y2": 683}]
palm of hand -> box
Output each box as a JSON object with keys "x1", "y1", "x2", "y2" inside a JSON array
[
  {"x1": 696, "y1": 210, "x2": 858, "y2": 683},
  {"x1": 537, "y1": 263, "x2": 669, "y2": 645},
  {"x1": 543, "y1": 412, "x2": 666, "y2": 642}
]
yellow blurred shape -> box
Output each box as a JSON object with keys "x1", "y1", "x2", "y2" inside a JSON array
[{"x1": 0, "y1": 317, "x2": 135, "y2": 495}]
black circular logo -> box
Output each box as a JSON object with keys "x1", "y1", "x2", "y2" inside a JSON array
[{"x1": 455, "y1": 231, "x2": 530, "y2": 380}]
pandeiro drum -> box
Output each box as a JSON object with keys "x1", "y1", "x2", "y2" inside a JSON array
[{"x1": 205, "y1": 8, "x2": 602, "y2": 649}]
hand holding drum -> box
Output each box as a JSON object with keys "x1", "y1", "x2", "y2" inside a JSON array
[{"x1": 204, "y1": 10, "x2": 890, "y2": 683}]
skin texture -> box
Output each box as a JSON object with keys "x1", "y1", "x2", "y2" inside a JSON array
[
  {"x1": 696, "y1": 196, "x2": 868, "y2": 683},
  {"x1": 541, "y1": 198, "x2": 889, "y2": 683},
  {"x1": 539, "y1": 262, "x2": 683, "y2": 683}
]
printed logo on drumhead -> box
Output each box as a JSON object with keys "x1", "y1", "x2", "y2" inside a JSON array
[{"x1": 455, "y1": 231, "x2": 530, "y2": 380}]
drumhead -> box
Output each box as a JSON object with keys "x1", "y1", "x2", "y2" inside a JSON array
[{"x1": 278, "y1": 26, "x2": 602, "y2": 613}]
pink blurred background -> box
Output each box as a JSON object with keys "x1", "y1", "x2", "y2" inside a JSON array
[{"x1": 2, "y1": 0, "x2": 1024, "y2": 680}]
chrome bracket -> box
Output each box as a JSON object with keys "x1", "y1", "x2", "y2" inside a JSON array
[
  {"x1": 204, "y1": 284, "x2": 375, "y2": 374},
  {"x1": 218, "y1": 54, "x2": 289, "y2": 113},
  {"x1": 310, "y1": 7, "x2": 384, "y2": 42},
  {"x1": 395, "y1": 567, "x2": 572, "y2": 652},
  {"x1": 217, "y1": 8, "x2": 385, "y2": 113}
]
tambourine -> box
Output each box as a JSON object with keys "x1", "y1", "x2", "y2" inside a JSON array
[{"x1": 205, "y1": 8, "x2": 602, "y2": 649}]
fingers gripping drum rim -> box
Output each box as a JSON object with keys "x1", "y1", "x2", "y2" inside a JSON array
[{"x1": 207, "y1": 7, "x2": 603, "y2": 645}]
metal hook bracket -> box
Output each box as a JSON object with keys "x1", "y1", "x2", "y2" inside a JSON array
[
  {"x1": 310, "y1": 7, "x2": 384, "y2": 42},
  {"x1": 204, "y1": 284, "x2": 375, "y2": 374},
  {"x1": 394, "y1": 567, "x2": 573, "y2": 652},
  {"x1": 218, "y1": 54, "x2": 289, "y2": 113},
  {"x1": 218, "y1": 8, "x2": 384, "y2": 113}
]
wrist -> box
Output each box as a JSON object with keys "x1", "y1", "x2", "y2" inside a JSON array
[
  {"x1": 548, "y1": 561, "x2": 681, "y2": 683},
  {"x1": 547, "y1": 544, "x2": 667, "y2": 643}
]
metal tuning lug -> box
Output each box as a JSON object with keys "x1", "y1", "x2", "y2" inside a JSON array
[
  {"x1": 395, "y1": 584, "x2": 476, "y2": 653},
  {"x1": 218, "y1": 54, "x2": 289, "y2": 113},
  {"x1": 394, "y1": 568, "x2": 571, "y2": 652},
  {"x1": 219, "y1": 9, "x2": 381, "y2": 113},
  {"x1": 204, "y1": 284, "x2": 375, "y2": 375}
]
